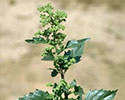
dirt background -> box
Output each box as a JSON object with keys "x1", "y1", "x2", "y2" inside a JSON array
[{"x1": 0, "y1": 0, "x2": 125, "y2": 100}]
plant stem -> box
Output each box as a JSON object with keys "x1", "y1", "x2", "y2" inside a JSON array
[
  {"x1": 60, "y1": 70, "x2": 68, "y2": 99},
  {"x1": 64, "y1": 92, "x2": 68, "y2": 99},
  {"x1": 61, "y1": 73, "x2": 64, "y2": 79}
]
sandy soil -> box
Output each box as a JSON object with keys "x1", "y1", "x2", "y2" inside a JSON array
[{"x1": 0, "y1": 0, "x2": 125, "y2": 100}]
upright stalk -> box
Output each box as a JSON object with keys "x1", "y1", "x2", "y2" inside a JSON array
[
  {"x1": 18, "y1": 3, "x2": 117, "y2": 100},
  {"x1": 61, "y1": 72, "x2": 64, "y2": 79},
  {"x1": 60, "y1": 69, "x2": 68, "y2": 99}
]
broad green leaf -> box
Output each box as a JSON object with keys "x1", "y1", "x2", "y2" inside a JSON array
[
  {"x1": 64, "y1": 38, "x2": 90, "y2": 63},
  {"x1": 17, "y1": 89, "x2": 51, "y2": 100},
  {"x1": 41, "y1": 54, "x2": 54, "y2": 61},
  {"x1": 25, "y1": 37, "x2": 46, "y2": 44},
  {"x1": 65, "y1": 38, "x2": 90, "y2": 49},
  {"x1": 84, "y1": 89, "x2": 118, "y2": 100}
]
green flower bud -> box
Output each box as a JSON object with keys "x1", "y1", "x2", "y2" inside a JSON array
[
  {"x1": 67, "y1": 62, "x2": 72, "y2": 66},
  {"x1": 41, "y1": 53, "x2": 46, "y2": 56},
  {"x1": 70, "y1": 58, "x2": 76, "y2": 63},
  {"x1": 47, "y1": 83, "x2": 53, "y2": 87},
  {"x1": 61, "y1": 34, "x2": 66, "y2": 38},
  {"x1": 59, "y1": 39, "x2": 62, "y2": 42},
  {"x1": 64, "y1": 60, "x2": 68, "y2": 63},
  {"x1": 64, "y1": 65, "x2": 68, "y2": 68}
]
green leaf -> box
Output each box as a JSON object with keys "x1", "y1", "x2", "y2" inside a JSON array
[
  {"x1": 46, "y1": 82, "x2": 54, "y2": 87},
  {"x1": 64, "y1": 50, "x2": 81, "y2": 63},
  {"x1": 84, "y1": 89, "x2": 118, "y2": 100},
  {"x1": 41, "y1": 54, "x2": 54, "y2": 61},
  {"x1": 73, "y1": 85, "x2": 84, "y2": 100},
  {"x1": 25, "y1": 37, "x2": 46, "y2": 44},
  {"x1": 38, "y1": 3, "x2": 53, "y2": 13},
  {"x1": 51, "y1": 69, "x2": 58, "y2": 77},
  {"x1": 34, "y1": 31, "x2": 42, "y2": 36},
  {"x1": 48, "y1": 68, "x2": 58, "y2": 77},
  {"x1": 55, "y1": 10, "x2": 67, "y2": 18},
  {"x1": 74, "y1": 86, "x2": 84, "y2": 96},
  {"x1": 18, "y1": 89, "x2": 51, "y2": 100},
  {"x1": 65, "y1": 38, "x2": 89, "y2": 48},
  {"x1": 64, "y1": 38, "x2": 90, "y2": 63},
  {"x1": 70, "y1": 80, "x2": 76, "y2": 88}
]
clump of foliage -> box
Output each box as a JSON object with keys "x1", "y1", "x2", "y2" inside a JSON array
[{"x1": 18, "y1": 3, "x2": 117, "y2": 100}]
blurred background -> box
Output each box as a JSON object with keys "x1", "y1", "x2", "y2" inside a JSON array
[{"x1": 0, "y1": 0, "x2": 125, "y2": 100}]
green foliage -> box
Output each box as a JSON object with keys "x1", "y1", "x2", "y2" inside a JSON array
[
  {"x1": 18, "y1": 89, "x2": 51, "y2": 100},
  {"x1": 18, "y1": 3, "x2": 117, "y2": 100},
  {"x1": 51, "y1": 69, "x2": 58, "y2": 77},
  {"x1": 25, "y1": 37, "x2": 47, "y2": 44},
  {"x1": 46, "y1": 79, "x2": 84, "y2": 100},
  {"x1": 85, "y1": 89, "x2": 118, "y2": 100},
  {"x1": 64, "y1": 38, "x2": 90, "y2": 63}
]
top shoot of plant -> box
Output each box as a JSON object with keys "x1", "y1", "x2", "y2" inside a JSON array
[{"x1": 18, "y1": 3, "x2": 117, "y2": 100}]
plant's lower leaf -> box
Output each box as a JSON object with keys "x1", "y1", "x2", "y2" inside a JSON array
[
  {"x1": 25, "y1": 37, "x2": 47, "y2": 44},
  {"x1": 84, "y1": 89, "x2": 118, "y2": 100},
  {"x1": 17, "y1": 89, "x2": 51, "y2": 100}
]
